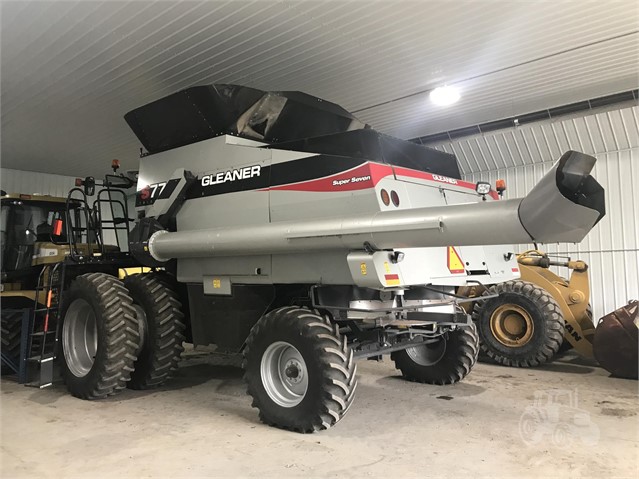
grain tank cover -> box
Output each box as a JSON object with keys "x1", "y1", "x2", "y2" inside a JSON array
[
  {"x1": 124, "y1": 84, "x2": 368, "y2": 154},
  {"x1": 272, "y1": 129, "x2": 461, "y2": 179}
]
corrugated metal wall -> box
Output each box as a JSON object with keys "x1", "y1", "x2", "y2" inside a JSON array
[
  {"x1": 426, "y1": 104, "x2": 639, "y2": 320},
  {"x1": 0, "y1": 168, "x2": 80, "y2": 197}
]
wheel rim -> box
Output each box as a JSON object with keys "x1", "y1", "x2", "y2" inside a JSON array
[
  {"x1": 490, "y1": 303, "x2": 534, "y2": 347},
  {"x1": 260, "y1": 341, "x2": 308, "y2": 407},
  {"x1": 405, "y1": 338, "x2": 447, "y2": 366},
  {"x1": 132, "y1": 303, "x2": 147, "y2": 356},
  {"x1": 62, "y1": 298, "x2": 98, "y2": 377}
]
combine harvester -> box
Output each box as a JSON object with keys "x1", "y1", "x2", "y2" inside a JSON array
[{"x1": 0, "y1": 85, "x2": 605, "y2": 432}]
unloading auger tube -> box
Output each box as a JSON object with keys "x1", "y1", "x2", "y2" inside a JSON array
[{"x1": 141, "y1": 151, "x2": 604, "y2": 263}]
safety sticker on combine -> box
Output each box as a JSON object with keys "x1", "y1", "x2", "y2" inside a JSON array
[
  {"x1": 384, "y1": 274, "x2": 401, "y2": 286},
  {"x1": 447, "y1": 247, "x2": 465, "y2": 274}
]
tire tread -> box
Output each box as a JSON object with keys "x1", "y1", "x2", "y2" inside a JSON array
[
  {"x1": 62, "y1": 273, "x2": 139, "y2": 399},
  {"x1": 243, "y1": 307, "x2": 357, "y2": 433},
  {"x1": 124, "y1": 273, "x2": 186, "y2": 389},
  {"x1": 472, "y1": 280, "x2": 565, "y2": 367}
]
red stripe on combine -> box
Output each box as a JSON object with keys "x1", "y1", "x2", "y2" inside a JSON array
[
  {"x1": 384, "y1": 274, "x2": 400, "y2": 281},
  {"x1": 267, "y1": 162, "x2": 393, "y2": 192},
  {"x1": 264, "y1": 161, "x2": 499, "y2": 199},
  {"x1": 393, "y1": 166, "x2": 500, "y2": 200}
]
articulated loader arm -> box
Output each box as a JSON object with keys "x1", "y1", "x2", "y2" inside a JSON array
[{"x1": 517, "y1": 250, "x2": 595, "y2": 358}]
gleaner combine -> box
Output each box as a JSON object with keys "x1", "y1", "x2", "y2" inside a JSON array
[{"x1": 0, "y1": 84, "x2": 605, "y2": 432}]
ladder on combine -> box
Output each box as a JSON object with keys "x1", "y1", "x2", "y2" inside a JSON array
[
  {"x1": 27, "y1": 263, "x2": 65, "y2": 388},
  {"x1": 21, "y1": 177, "x2": 132, "y2": 388}
]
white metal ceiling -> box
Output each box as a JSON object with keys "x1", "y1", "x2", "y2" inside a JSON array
[{"x1": 1, "y1": 0, "x2": 638, "y2": 176}]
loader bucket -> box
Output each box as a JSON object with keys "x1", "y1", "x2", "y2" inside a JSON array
[{"x1": 593, "y1": 301, "x2": 638, "y2": 379}]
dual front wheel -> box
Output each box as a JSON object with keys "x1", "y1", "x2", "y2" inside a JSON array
[{"x1": 60, "y1": 272, "x2": 185, "y2": 399}]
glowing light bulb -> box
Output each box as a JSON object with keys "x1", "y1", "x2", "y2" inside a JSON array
[{"x1": 429, "y1": 86, "x2": 460, "y2": 106}]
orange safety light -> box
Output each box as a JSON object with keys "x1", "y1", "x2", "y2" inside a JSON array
[
  {"x1": 112, "y1": 159, "x2": 120, "y2": 172},
  {"x1": 53, "y1": 218, "x2": 63, "y2": 236},
  {"x1": 380, "y1": 189, "x2": 390, "y2": 206},
  {"x1": 75, "y1": 178, "x2": 84, "y2": 187},
  {"x1": 496, "y1": 179, "x2": 507, "y2": 194}
]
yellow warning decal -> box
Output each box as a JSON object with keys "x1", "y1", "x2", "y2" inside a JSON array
[
  {"x1": 213, "y1": 279, "x2": 221, "y2": 289},
  {"x1": 384, "y1": 261, "x2": 391, "y2": 273},
  {"x1": 360, "y1": 263, "x2": 367, "y2": 275},
  {"x1": 385, "y1": 274, "x2": 400, "y2": 286},
  {"x1": 447, "y1": 247, "x2": 465, "y2": 274}
]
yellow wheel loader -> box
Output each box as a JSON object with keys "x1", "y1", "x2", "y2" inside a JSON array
[
  {"x1": 462, "y1": 250, "x2": 595, "y2": 367},
  {"x1": 465, "y1": 250, "x2": 637, "y2": 377}
]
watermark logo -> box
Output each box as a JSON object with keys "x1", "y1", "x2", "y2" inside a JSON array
[{"x1": 519, "y1": 389, "x2": 600, "y2": 448}]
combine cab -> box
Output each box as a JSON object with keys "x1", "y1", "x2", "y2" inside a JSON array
[{"x1": 1, "y1": 84, "x2": 606, "y2": 432}]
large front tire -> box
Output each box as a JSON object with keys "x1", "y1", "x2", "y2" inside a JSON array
[
  {"x1": 124, "y1": 273, "x2": 186, "y2": 389},
  {"x1": 472, "y1": 280, "x2": 564, "y2": 367},
  {"x1": 243, "y1": 307, "x2": 357, "y2": 433},
  {"x1": 60, "y1": 273, "x2": 140, "y2": 399},
  {"x1": 392, "y1": 324, "x2": 479, "y2": 384}
]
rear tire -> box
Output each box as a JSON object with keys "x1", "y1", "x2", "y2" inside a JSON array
[
  {"x1": 124, "y1": 273, "x2": 186, "y2": 389},
  {"x1": 392, "y1": 324, "x2": 479, "y2": 384},
  {"x1": 243, "y1": 307, "x2": 357, "y2": 433},
  {"x1": 472, "y1": 280, "x2": 564, "y2": 367},
  {"x1": 60, "y1": 273, "x2": 139, "y2": 399}
]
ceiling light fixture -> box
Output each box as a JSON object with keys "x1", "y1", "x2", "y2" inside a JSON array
[{"x1": 429, "y1": 85, "x2": 460, "y2": 106}]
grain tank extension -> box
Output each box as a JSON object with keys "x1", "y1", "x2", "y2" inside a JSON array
[{"x1": 121, "y1": 84, "x2": 604, "y2": 432}]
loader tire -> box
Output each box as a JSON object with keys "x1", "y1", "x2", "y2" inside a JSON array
[
  {"x1": 472, "y1": 280, "x2": 564, "y2": 367},
  {"x1": 392, "y1": 323, "x2": 479, "y2": 384},
  {"x1": 60, "y1": 273, "x2": 139, "y2": 399},
  {"x1": 124, "y1": 273, "x2": 186, "y2": 389},
  {"x1": 244, "y1": 307, "x2": 357, "y2": 433}
]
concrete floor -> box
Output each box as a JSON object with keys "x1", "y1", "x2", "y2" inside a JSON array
[{"x1": 1, "y1": 348, "x2": 637, "y2": 478}]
